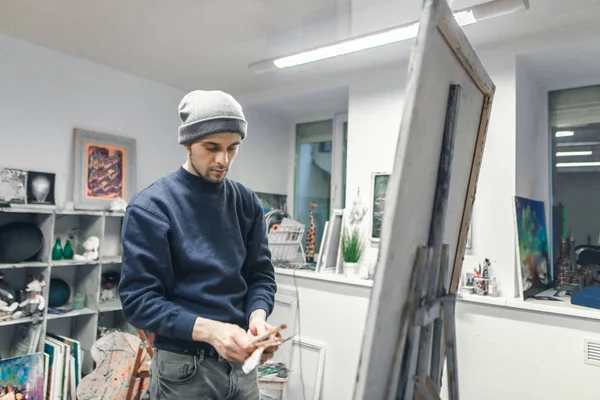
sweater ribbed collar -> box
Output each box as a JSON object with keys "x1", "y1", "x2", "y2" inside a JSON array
[{"x1": 176, "y1": 166, "x2": 225, "y2": 193}]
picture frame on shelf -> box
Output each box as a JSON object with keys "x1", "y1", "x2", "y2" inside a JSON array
[
  {"x1": 72, "y1": 129, "x2": 137, "y2": 210},
  {"x1": 0, "y1": 168, "x2": 27, "y2": 204},
  {"x1": 26, "y1": 171, "x2": 56, "y2": 207},
  {"x1": 370, "y1": 172, "x2": 390, "y2": 242}
]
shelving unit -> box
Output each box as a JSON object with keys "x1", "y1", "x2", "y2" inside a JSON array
[{"x1": 0, "y1": 207, "x2": 131, "y2": 375}]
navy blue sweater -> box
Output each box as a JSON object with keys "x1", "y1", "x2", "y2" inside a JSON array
[{"x1": 118, "y1": 167, "x2": 277, "y2": 353}]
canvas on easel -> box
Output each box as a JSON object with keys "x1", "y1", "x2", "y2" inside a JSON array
[{"x1": 353, "y1": 0, "x2": 495, "y2": 399}]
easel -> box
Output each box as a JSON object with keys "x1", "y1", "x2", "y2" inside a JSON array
[
  {"x1": 125, "y1": 329, "x2": 155, "y2": 400},
  {"x1": 396, "y1": 85, "x2": 461, "y2": 400}
]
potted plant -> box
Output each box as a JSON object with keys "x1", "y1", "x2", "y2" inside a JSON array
[{"x1": 341, "y1": 226, "x2": 366, "y2": 277}]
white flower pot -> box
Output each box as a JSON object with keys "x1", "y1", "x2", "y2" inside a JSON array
[{"x1": 344, "y1": 262, "x2": 358, "y2": 277}]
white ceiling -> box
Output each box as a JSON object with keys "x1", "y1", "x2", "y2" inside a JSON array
[{"x1": 1, "y1": 0, "x2": 600, "y2": 96}]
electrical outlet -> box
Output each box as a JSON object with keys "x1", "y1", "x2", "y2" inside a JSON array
[{"x1": 584, "y1": 338, "x2": 600, "y2": 367}]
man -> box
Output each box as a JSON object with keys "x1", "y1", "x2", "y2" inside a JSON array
[{"x1": 119, "y1": 89, "x2": 278, "y2": 399}]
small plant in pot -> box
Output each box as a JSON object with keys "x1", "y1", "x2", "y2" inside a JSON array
[{"x1": 341, "y1": 226, "x2": 366, "y2": 277}]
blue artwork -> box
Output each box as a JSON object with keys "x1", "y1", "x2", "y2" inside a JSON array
[
  {"x1": 0, "y1": 352, "x2": 46, "y2": 399},
  {"x1": 514, "y1": 196, "x2": 551, "y2": 298}
]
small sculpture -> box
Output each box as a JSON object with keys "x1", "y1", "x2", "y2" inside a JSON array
[
  {"x1": 348, "y1": 187, "x2": 366, "y2": 225},
  {"x1": 73, "y1": 236, "x2": 100, "y2": 262},
  {"x1": 108, "y1": 198, "x2": 128, "y2": 212},
  {"x1": 100, "y1": 271, "x2": 120, "y2": 303},
  {"x1": 0, "y1": 271, "x2": 19, "y2": 314},
  {"x1": 305, "y1": 201, "x2": 318, "y2": 263},
  {"x1": 13, "y1": 274, "x2": 46, "y2": 324}
]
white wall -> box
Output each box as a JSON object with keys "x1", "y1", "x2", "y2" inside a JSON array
[
  {"x1": 227, "y1": 107, "x2": 292, "y2": 195},
  {"x1": 0, "y1": 33, "x2": 186, "y2": 207},
  {"x1": 0, "y1": 33, "x2": 290, "y2": 207},
  {"x1": 345, "y1": 68, "x2": 405, "y2": 244}
]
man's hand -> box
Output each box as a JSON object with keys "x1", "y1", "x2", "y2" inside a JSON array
[
  {"x1": 248, "y1": 309, "x2": 279, "y2": 364},
  {"x1": 209, "y1": 322, "x2": 256, "y2": 363},
  {"x1": 192, "y1": 316, "x2": 256, "y2": 363}
]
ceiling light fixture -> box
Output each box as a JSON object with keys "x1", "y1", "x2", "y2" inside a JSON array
[
  {"x1": 556, "y1": 161, "x2": 600, "y2": 168},
  {"x1": 555, "y1": 130, "x2": 575, "y2": 137},
  {"x1": 556, "y1": 151, "x2": 593, "y2": 157},
  {"x1": 249, "y1": 0, "x2": 529, "y2": 72}
]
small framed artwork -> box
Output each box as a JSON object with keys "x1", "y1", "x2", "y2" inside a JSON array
[
  {"x1": 73, "y1": 129, "x2": 137, "y2": 210},
  {"x1": 371, "y1": 172, "x2": 390, "y2": 241},
  {"x1": 27, "y1": 171, "x2": 56, "y2": 206},
  {"x1": 0, "y1": 168, "x2": 27, "y2": 204}
]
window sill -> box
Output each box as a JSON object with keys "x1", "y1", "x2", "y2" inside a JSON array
[
  {"x1": 458, "y1": 292, "x2": 600, "y2": 321},
  {"x1": 274, "y1": 267, "x2": 374, "y2": 288}
]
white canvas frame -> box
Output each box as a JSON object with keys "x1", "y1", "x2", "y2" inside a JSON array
[
  {"x1": 353, "y1": 0, "x2": 495, "y2": 398},
  {"x1": 319, "y1": 209, "x2": 344, "y2": 273},
  {"x1": 290, "y1": 338, "x2": 326, "y2": 400}
]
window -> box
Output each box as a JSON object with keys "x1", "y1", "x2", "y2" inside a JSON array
[
  {"x1": 549, "y1": 84, "x2": 600, "y2": 262},
  {"x1": 294, "y1": 116, "x2": 347, "y2": 255}
]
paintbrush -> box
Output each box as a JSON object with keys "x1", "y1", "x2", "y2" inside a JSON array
[{"x1": 250, "y1": 323, "x2": 287, "y2": 344}]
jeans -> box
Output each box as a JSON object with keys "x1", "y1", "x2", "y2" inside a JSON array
[{"x1": 148, "y1": 348, "x2": 260, "y2": 400}]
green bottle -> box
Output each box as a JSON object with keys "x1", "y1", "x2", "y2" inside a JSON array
[
  {"x1": 52, "y1": 239, "x2": 63, "y2": 261},
  {"x1": 62, "y1": 240, "x2": 74, "y2": 260}
]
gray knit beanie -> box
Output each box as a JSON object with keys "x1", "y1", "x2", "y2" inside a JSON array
[{"x1": 178, "y1": 90, "x2": 247, "y2": 145}]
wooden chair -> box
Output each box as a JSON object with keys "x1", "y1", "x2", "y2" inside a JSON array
[{"x1": 125, "y1": 329, "x2": 155, "y2": 400}]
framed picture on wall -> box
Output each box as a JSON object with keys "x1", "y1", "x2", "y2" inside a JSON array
[
  {"x1": 371, "y1": 172, "x2": 390, "y2": 241},
  {"x1": 72, "y1": 128, "x2": 137, "y2": 210}
]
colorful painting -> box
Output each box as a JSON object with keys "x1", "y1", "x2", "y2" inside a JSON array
[
  {"x1": 0, "y1": 169, "x2": 27, "y2": 204},
  {"x1": 0, "y1": 352, "x2": 46, "y2": 399},
  {"x1": 514, "y1": 196, "x2": 551, "y2": 298},
  {"x1": 371, "y1": 173, "x2": 390, "y2": 240},
  {"x1": 86, "y1": 143, "x2": 127, "y2": 200},
  {"x1": 73, "y1": 129, "x2": 137, "y2": 210}
]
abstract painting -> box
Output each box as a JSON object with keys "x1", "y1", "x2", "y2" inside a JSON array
[
  {"x1": 73, "y1": 129, "x2": 137, "y2": 210},
  {"x1": 514, "y1": 195, "x2": 551, "y2": 299},
  {"x1": 0, "y1": 168, "x2": 27, "y2": 204},
  {"x1": 371, "y1": 173, "x2": 390, "y2": 240},
  {"x1": 26, "y1": 171, "x2": 56, "y2": 206},
  {"x1": 0, "y1": 352, "x2": 47, "y2": 399}
]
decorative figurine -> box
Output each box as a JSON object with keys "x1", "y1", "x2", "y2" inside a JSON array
[
  {"x1": 12, "y1": 274, "x2": 46, "y2": 324},
  {"x1": 73, "y1": 236, "x2": 100, "y2": 262},
  {"x1": 305, "y1": 201, "x2": 318, "y2": 263},
  {"x1": 0, "y1": 271, "x2": 19, "y2": 314}
]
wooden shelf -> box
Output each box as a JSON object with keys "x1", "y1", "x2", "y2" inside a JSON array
[
  {"x1": 0, "y1": 261, "x2": 49, "y2": 270},
  {"x1": 0, "y1": 316, "x2": 34, "y2": 327},
  {"x1": 47, "y1": 307, "x2": 97, "y2": 320},
  {"x1": 98, "y1": 299, "x2": 122, "y2": 312},
  {"x1": 0, "y1": 207, "x2": 132, "y2": 361}
]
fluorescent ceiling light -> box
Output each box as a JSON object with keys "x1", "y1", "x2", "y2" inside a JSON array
[
  {"x1": 250, "y1": 0, "x2": 529, "y2": 72},
  {"x1": 273, "y1": 23, "x2": 420, "y2": 69},
  {"x1": 556, "y1": 162, "x2": 600, "y2": 168},
  {"x1": 555, "y1": 130, "x2": 575, "y2": 137},
  {"x1": 556, "y1": 151, "x2": 592, "y2": 157}
]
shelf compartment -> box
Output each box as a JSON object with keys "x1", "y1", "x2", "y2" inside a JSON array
[
  {"x1": 0, "y1": 210, "x2": 54, "y2": 264},
  {"x1": 47, "y1": 263, "x2": 100, "y2": 313},
  {"x1": 98, "y1": 299, "x2": 122, "y2": 313},
  {"x1": 97, "y1": 309, "x2": 136, "y2": 338},
  {"x1": 101, "y1": 214, "x2": 124, "y2": 259},
  {"x1": 52, "y1": 213, "x2": 103, "y2": 262},
  {"x1": 46, "y1": 312, "x2": 97, "y2": 375}
]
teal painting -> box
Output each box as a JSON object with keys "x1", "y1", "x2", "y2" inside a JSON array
[
  {"x1": 0, "y1": 352, "x2": 46, "y2": 399},
  {"x1": 514, "y1": 196, "x2": 551, "y2": 298}
]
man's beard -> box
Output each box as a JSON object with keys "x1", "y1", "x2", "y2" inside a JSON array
[{"x1": 190, "y1": 160, "x2": 227, "y2": 182}]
